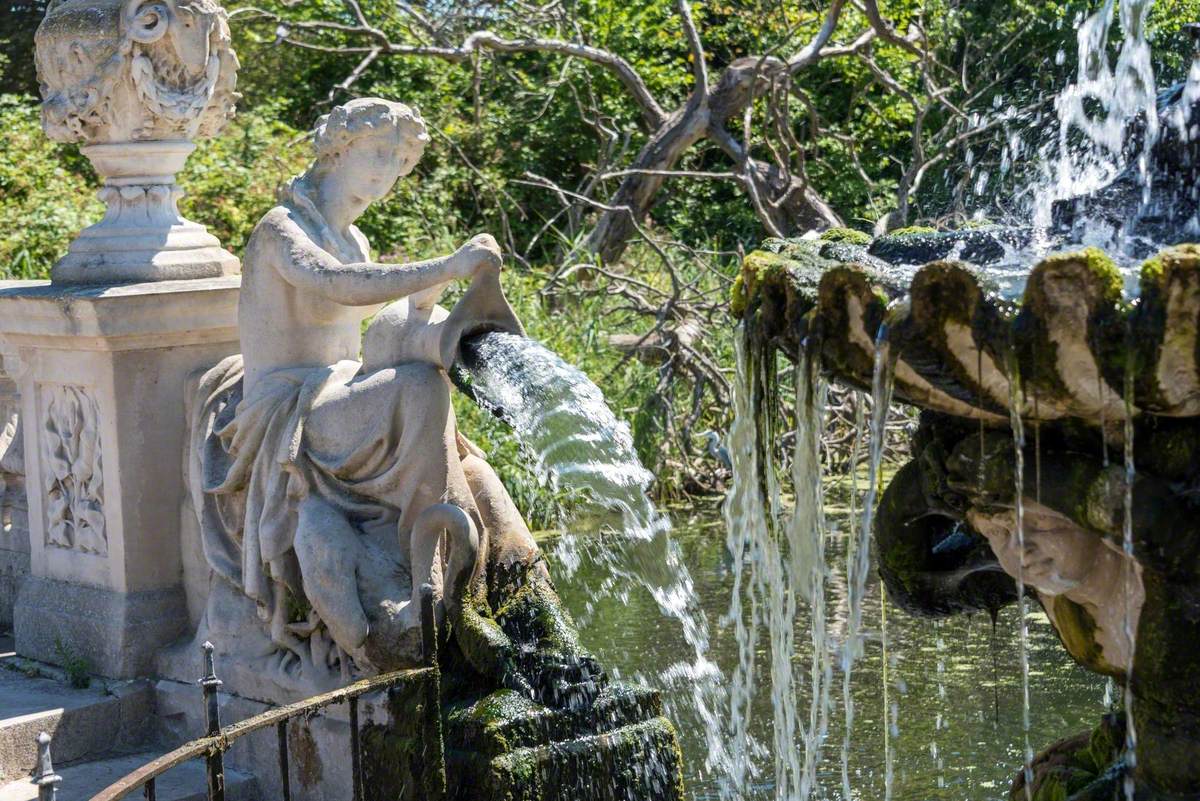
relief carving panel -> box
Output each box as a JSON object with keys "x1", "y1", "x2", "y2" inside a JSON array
[{"x1": 40, "y1": 384, "x2": 106, "y2": 556}]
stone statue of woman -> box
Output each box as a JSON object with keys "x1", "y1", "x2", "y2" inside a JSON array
[{"x1": 184, "y1": 98, "x2": 540, "y2": 698}]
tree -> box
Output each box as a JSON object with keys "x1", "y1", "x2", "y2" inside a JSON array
[
  {"x1": 0, "y1": 1, "x2": 48, "y2": 95},
  {"x1": 230, "y1": 0, "x2": 928, "y2": 264}
]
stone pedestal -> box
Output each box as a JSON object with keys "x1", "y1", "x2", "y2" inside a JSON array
[
  {"x1": 0, "y1": 333, "x2": 28, "y2": 631},
  {"x1": 0, "y1": 277, "x2": 239, "y2": 676}
]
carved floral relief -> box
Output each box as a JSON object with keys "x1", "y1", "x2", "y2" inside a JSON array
[{"x1": 41, "y1": 385, "x2": 106, "y2": 556}]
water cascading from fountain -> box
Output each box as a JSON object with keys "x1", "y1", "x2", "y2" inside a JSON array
[
  {"x1": 1121, "y1": 352, "x2": 1139, "y2": 801},
  {"x1": 457, "y1": 331, "x2": 731, "y2": 780},
  {"x1": 721, "y1": 325, "x2": 836, "y2": 799},
  {"x1": 840, "y1": 324, "x2": 898, "y2": 795},
  {"x1": 724, "y1": 330, "x2": 771, "y2": 793}
]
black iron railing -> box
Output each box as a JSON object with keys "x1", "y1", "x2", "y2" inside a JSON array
[{"x1": 30, "y1": 585, "x2": 445, "y2": 801}]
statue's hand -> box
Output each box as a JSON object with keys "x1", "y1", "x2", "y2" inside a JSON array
[{"x1": 453, "y1": 234, "x2": 503, "y2": 279}]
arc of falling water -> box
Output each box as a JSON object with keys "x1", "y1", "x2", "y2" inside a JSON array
[{"x1": 460, "y1": 332, "x2": 731, "y2": 790}]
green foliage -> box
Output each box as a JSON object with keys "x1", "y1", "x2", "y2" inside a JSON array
[
  {"x1": 7, "y1": 0, "x2": 1200, "y2": 495},
  {"x1": 0, "y1": 95, "x2": 101, "y2": 279},
  {"x1": 53, "y1": 637, "x2": 91, "y2": 689},
  {"x1": 178, "y1": 103, "x2": 310, "y2": 255}
]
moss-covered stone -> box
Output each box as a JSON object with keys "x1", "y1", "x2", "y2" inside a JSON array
[
  {"x1": 819, "y1": 226, "x2": 873, "y2": 246},
  {"x1": 1014, "y1": 715, "x2": 1125, "y2": 801},
  {"x1": 890, "y1": 225, "x2": 938, "y2": 237}
]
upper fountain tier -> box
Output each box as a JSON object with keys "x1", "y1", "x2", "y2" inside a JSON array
[{"x1": 735, "y1": 235, "x2": 1200, "y2": 431}]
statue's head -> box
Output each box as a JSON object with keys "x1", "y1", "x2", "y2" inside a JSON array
[{"x1": 309, "y1": 98, "x2": 430, "y2": 206}]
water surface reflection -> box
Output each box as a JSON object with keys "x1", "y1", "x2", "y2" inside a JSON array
[{"x1": 547, "y1": 504, "x2": 1104, "y2": 801}]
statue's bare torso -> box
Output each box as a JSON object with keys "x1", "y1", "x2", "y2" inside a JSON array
[{"x1": 240, "y1": 206, "x2": 380, "y2": 397}]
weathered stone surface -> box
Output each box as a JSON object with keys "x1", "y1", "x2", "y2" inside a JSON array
[
  {"x1": 35, "y1": 0, "x2": 241, "y2": 284},
  {"x1": 0, "y1": 277, "x2": 240, "y2": 679},
  {"x1": 0, "y1": 663, "x2": 152, "y2": 784},
  {"x1": 14, "y1": 577, "x2": 187, "y2": 679},
  {"x1": 0, "y1": 345, "x2": 27, "y2": 632}
]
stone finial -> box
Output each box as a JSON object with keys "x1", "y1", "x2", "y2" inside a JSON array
[
  {"x1": 33, "y1": 731, "x2": 62, "y2": 801},
  {"x1": 34, "y1": 0, "x2": 241, "y2": 285}
]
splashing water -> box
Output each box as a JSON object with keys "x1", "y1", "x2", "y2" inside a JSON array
[
  {"x1": 1038, "y1": 0, "x2": 1160, "y2": 228},
  {"x1": 458, "y1": 332, "x2": 730, "y2": 779}
]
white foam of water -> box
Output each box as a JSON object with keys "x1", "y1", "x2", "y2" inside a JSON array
[{"x1": 463, "y1": 331, "x2": 732, "y2": 782}]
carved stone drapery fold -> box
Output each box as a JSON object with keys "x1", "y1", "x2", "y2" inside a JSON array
[{"x1": 41, "y1": 385, "x2": 106, "y2": 556}]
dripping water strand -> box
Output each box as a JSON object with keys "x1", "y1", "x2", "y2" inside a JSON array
[
  {"x1": 933, "y1": 620, "x2": 947, "y2": 790},
  {"x1": 842, "y1": 324, "x2": 896, "y2": 792},
  {"x1": 1007, "y1": 357, "x2": 1035, "y2": 801},
  {"x1": 840, "y1": 394, "x2": 867, "y2": 801},
  {"x1": 882, "y1": 589, "x2": 895, "y2": 801},
  {"x1": 723, "y1": 328, "x2": 770, "y2": 796},
  {"x1": 795, "y1": 351, "x2": 833, "y2": 799},
  {"x1": 1121, "y1": 345, "x2": 1138, "y2": 801}
]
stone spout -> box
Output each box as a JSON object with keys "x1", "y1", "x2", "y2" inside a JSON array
[{"x1": 363, "y1": 265, "x2": 526, "y2": 374}]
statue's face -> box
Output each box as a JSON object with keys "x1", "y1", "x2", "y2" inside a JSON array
[
  {"x1": 337, "y1": 131, "x2": 425, "y2": 206},
  {"x1": 969, "y1": 504, "x2": 1101, "y2": 596}
]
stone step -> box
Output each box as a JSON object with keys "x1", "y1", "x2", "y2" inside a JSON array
[
  {"x1": 0, "y1": 658, "x2": 154, "y2": 784},
  {"x1": 0, "y1": 751, "x2": 258, "y2": 801}
]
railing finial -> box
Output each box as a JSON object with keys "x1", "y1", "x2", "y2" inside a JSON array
[
  {"x1": 199, "y1": 641, "x2": 226, "y2": 801},
  {"x1": 34, "y1": 731, "x2": 62, "y2": 801}
]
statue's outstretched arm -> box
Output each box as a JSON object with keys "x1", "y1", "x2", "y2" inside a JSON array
[{"x1": 271, "y1": 212, "x2": 500, "y2": 306}]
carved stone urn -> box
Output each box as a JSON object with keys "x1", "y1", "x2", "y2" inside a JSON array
[{"x1": 35, "y1": 0, "x2": 241, "y2": 284}]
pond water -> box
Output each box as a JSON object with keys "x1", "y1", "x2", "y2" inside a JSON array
[{"x1": 547, "y1": 500, "x2": 1105, "y2": 801}]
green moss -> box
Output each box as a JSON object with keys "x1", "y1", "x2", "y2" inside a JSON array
[
  {"x1": 819, "y1": 227, "x2": 872, "y2": 246},
  {"x1": 1051, "y1": 596, "x2": 1122, "y2": 677},
  {"x1": 890, "y1": 225, "x2": 938, "y2": 237},
  {"x1": 730, "y1": 272, "x2": 748, "y2": 317},
  {"x1": 1138, "y1": 243, "x2": 1200, "y2": 290},
  {"x1": 1040, "y1": 247, "x2": 1124, "y2": 304},
  {"x1": 959, "y1": 218, "x2": 995, "y2": 230}
]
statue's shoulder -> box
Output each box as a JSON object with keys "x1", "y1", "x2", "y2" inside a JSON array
[
  {"x1": 253, "y1": 205, "x2": 301, "y2": 238},
  {"x1": 246, "y1": 205, "x2": 307, "y2": 255}
]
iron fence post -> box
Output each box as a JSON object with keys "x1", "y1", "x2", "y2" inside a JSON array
[
  {"x1": 277, "y1": 719, "x2": 291, "y2": 801},
  {"x1": 34, "y1": 732, "x2": 61, "y2": 801},
  {"x1": 200, "y1": 641, "x2": 226, "y2": 801},
  {"x1": 349, "y1": 696, "x2": 363, "y2": 801}
]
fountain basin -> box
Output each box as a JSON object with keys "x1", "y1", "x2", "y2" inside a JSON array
[{"x1": 734, "y1": 237, "x2": 1200, "y2": 800}]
